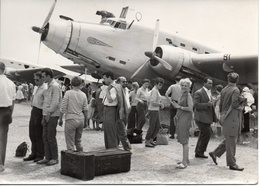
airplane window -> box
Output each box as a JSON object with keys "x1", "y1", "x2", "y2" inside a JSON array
[
  {"x1": 180, "y1": 43, "x2": 185, "y2": 47},
  {"x1": 114, "y1": 22, "x2": 121, "y2": 28},
  {"x1": 205, "y1": 51, "x2": 210, "y2": 54},
  {"x1": 119, "y1": 23, "x2": 126, "y2": 29},
  {"x1": 119, "y1": 60, "x2": 126, "y2": 64},
  {"x1": 192, "y1": 47, "x2": 197, "y2": 51}
]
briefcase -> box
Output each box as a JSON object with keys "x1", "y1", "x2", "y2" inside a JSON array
[
  {"x1": 127, "y1": 128, "x2": 143, "y2": 144},
  {"x1": 89, "y1": 149, "x2": 132, "y2": 176},
  {"x1": 60, "y1": 150, "x2": 95, "y2": 181},
  {"x1": 127, "y1": 134, "x2": 143, "y2": 144}
]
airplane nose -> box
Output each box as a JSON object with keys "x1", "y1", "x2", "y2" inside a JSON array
[{"x1": 42, "y1": 20, "x2": 72, "y2": 54}]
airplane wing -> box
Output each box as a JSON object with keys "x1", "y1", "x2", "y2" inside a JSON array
[
  {"x1": 1, "y1": 58, "x2": 78, "y2": 83},
  {"x1": 7, "y1": 68, "x2": 65, "y2": 84},
  {"x1": 191, "y1": 53, "x2": 258, "y2": 84}
]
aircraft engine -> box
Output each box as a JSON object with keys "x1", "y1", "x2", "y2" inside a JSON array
[{"x1": 148, "y1": 45, "x2": 188, "y2": 80}]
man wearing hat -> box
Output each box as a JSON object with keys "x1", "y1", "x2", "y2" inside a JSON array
[{"x1": 0, "y1": 62, "x2": 16, "y2": 172}]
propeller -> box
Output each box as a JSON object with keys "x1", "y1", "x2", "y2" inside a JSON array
[
  {"x1": 32, "y1": 0, "x2": 57, "y2": 64},
  {"x1": 131, "y1": 19, "x2": 172, "y2": 79},
  {"x1": 32, "y1": 0, "x2": 57, "y2": 34}
]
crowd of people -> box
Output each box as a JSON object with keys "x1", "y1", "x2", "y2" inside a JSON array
[{"x1": 0, "y1": 61, "x2": 258, "y2": 173}]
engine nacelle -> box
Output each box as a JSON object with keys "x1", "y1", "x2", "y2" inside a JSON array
[{"x1": 149, "y1": 45, "x2": 190, "y2": 80}]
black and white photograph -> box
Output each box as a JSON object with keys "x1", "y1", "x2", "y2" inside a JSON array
[{"x1": 0, "y1": 0, "x2": 258, "y2": 184}]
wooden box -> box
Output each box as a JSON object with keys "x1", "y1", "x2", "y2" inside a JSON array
[
  {"x1": 61, "y1": 149, "x2": 131, "y2": 180},
  {"x1": 89, "y1": 149, "x2": 132, "y2": 176},
  {"x1": 60, "y1": 150, "x2": 95, "y2": 181}
]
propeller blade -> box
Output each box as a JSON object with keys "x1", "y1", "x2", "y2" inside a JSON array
[
  {"x1": 144, "y1": 51, "x2": 154, "y2": 58},
  {"x1": 145, "y1": 51, "x2": 172, "y2": 71},
  {"x1": 32, "y1": 26, "x2": 43, "y2": 34},
  {"x1": 41, "y1": 0, "x2": 57, "y2": 29},
  {"x1": 131, "y1": 60, "x2": 149, "y2": 79},
  {"x1": 154, "y1": 56, "x2": 173, "y2": 71},
  {"x1": 36, "y1": 40, "x2": 42, "y2": 64},
  {"x1": 152, "y1": 19, "x2": 160, "y2": 51}
]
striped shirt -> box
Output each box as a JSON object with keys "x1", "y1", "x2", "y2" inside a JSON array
[
  {"x1": 42, "y1": 79, "x2": 62, "y2": 116},
  {"x1": 60, "y1": 89, "x2": 88, "y2": 120}
]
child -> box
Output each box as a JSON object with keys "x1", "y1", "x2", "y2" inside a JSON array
[{"x1": 88, "y1": 92, "x2": 97, "y2": 129}]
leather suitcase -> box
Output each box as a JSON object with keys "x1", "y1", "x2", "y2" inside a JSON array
[
  {"x1": 60, "y1": 150, "x2": 95, "y2": 181},
  {"x1": 89, "y1": 149, "x2": 132, "y2": 176}
]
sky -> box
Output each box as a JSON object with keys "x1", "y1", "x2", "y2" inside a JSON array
[{"x1": 0, "y1": 0, "x2": 258, "y2": 68}]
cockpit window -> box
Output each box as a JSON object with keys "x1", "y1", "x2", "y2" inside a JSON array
[
  {"x1": 114, "y1": 22, "x2": 126, "y2": 29},
  {"x1": 103, "y1": 19, "x2": 127, "y2": 30}
]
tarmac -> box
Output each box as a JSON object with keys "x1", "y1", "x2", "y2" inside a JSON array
[{"x1": 0, "y1": 102, "x2": 258, "y2": 184}]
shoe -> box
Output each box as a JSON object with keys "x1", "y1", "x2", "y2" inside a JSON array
[
  {"x1": 177, "y1": 160, "x2": 190, "y2": 165},
  {"x1": 195, "y1": 153, "x2": 208, "y2": 159},
  {"x1": 150, "y1": 141, "x2": 156, "y2": 146},
  {"x1": 176, "y1": 163, "x2": 187, "y2": 169},
  {"x1": 145, "y1": 143, "x2": 155, "y2": 148},
  {"x1": 34, "y1": 157, "x2": 44, "y2": 162},
  {"x1": 123, "y1": 142, "x2": 132, "y2": 151},
  {"x1": 209, "y1": 152, "x2": 218, "y2": 165},
  {"x1": 37, "y1": 159, "x2": 50, "y2": 164},
  {"x1": 169, "y1": 136, "x2": 175, "y2": 139},
  {"x1": 229, "y1": 165, "x2": 244, "y2": 171},
  {"x1": 23, "y1": 155, "x2": 36, "y2": 161},
  {"x1": 46, "y1": 159, "x2": 58, "y2": 166}
]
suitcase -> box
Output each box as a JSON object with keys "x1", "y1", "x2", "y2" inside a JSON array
[
  {"x1": 61, "y1": 150, "x2": 95, "y2": 181},
  {"x1": 89, "y1": 148, "x2": 132, "y2": 176}
]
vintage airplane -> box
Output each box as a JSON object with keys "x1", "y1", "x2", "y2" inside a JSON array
[{"x1": 31, "y1": 0, "x2": 258, "y2": 89}]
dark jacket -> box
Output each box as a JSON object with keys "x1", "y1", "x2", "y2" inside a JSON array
[
  {"x1": 220, "y1": 84, "x2": 245, "y2": 136},
  {"x1": 193, "y1": 87, "x2": 217, "y2": 124}
]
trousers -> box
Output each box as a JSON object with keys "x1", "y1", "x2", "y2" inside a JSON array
[
  {"x1": 211, "y1": 135, "x2": 237, "y2": 166},
  {"x1": 136, "y1": 102, "x2": 147, "y2": 130},
  {"x1": 65, "y1": 119, "x2": 84, "y2": 151},
  {"x1": 195, "y1": 121, "x2": 212, "y2": 154},
  {"x1": 169, "y1": 105, "x2": 177, "y2": 137},
  {"x1": 145, "y1": 111, "x2": 160, "y2": 141},
  {"x1": 29, "y1": 107, "x2": 44, "y2": 158},
  {"x1": 42, "y1": 116, "x2": 59, "y2": 160},
  {"x1": 0, "y1": 107, "x2": 13, "y2": 166}
]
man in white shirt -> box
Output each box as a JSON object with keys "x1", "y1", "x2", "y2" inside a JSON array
[
  {"x1": 23, "y1": 72, "x2": 47, "y2": 162},
  {"x1": 102, "y1": 72, "x2": 131, "y2": 151},
  {"x1": 0, "y1": 62, "x2": 16, "y2": 172},
  {"x1": 193, "y1": 78, "x2": 216, "y2": 158}
]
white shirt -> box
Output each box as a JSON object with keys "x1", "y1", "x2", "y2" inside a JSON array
[
  {"x1": 0, "y1": 75, "x2": 16, "y2": 107},
  {"x1": 103, "y1": 86, "x2": 118, "y2": 106},
  {"x1": 99, "y1": 85, "x2": 108, "y2": 99},
  {"x1": 148, "y1": 86, "x2": 162, "y2": 111},
  {"x1": 165, "y1": 83, "x2": 182, "y2": 101},
  {"x1": 203, "y1": 87, "x2": 212, "y2": 101},
  {"x1": 124, "y1": 87, "x2": 131, "y2": 110},
  {"x1": 32, "y1": 83, "x2": 48, "y2": 109}
]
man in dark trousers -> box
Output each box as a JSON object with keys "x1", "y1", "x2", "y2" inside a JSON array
[
  {"x1": 193, "y1": 77, "x2": 216, "y2": 158},
  {"x1": 23, "y1": 72, "x2": 47, "y2": 162},
  {"x1": 0, "y1": 62, "x2": 16, "y2": 172},
  {"x1": 209, "y1": 72, "x2": 245, "y2": 171}
]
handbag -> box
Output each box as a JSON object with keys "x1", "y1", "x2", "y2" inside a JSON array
[{"x1": 155, "y1": 128, "x2": 169, "y2": 145}]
